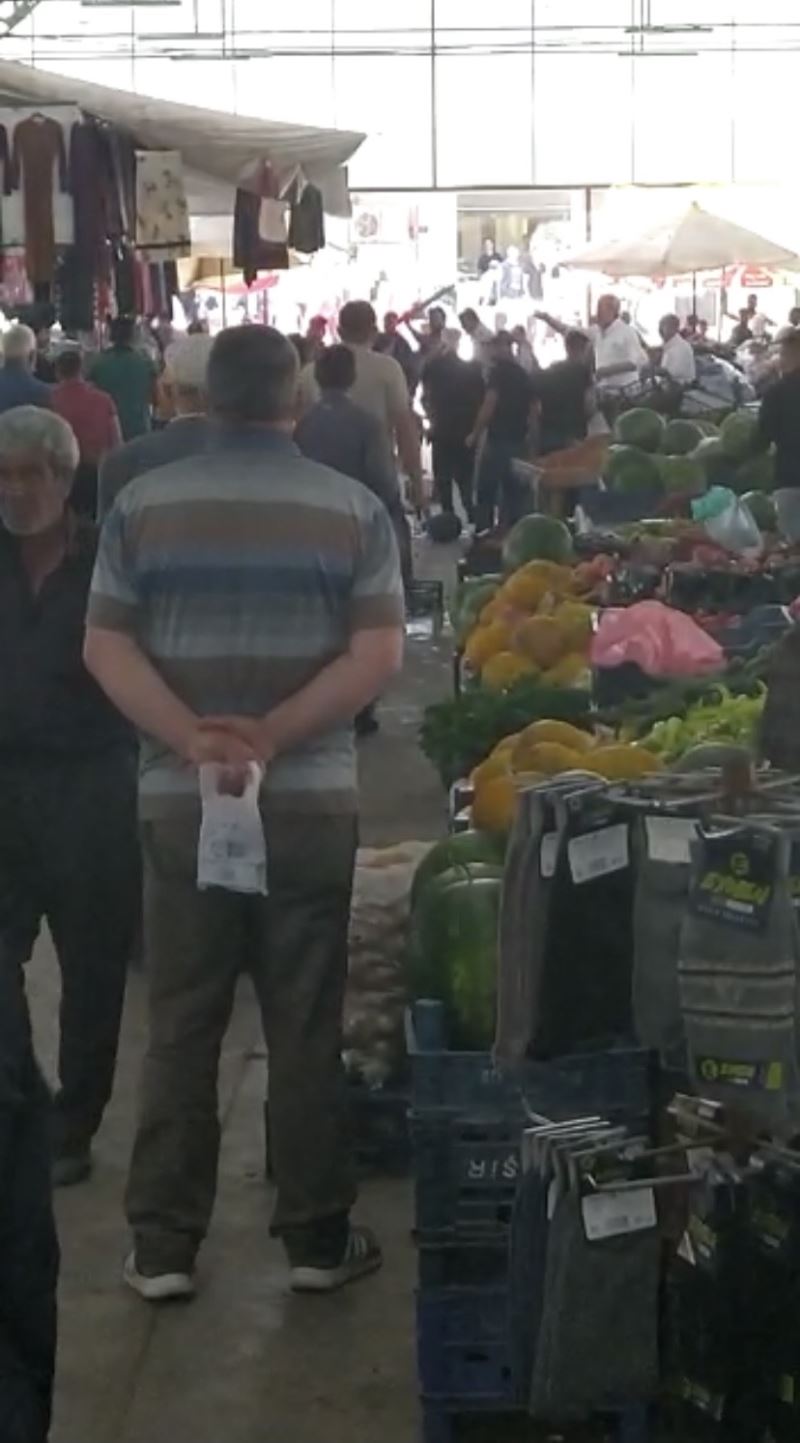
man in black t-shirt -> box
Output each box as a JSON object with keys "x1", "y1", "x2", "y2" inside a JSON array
[
  {"x1": 759, "y1": 328, "x2": 800, "y2": 490},
  {"x1": 422, "y1": 337, "x2": 485, "y2": 519},
  {"x1": 468, "y1": 331, "x2": 534, "y2": 530},
  {"x1": 533, "y1": 329, "x2": 594, "y2": 455}
]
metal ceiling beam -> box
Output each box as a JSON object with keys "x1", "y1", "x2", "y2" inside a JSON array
[{"x1": 0, "y1": 1, "x2": 45, "y2": 37}]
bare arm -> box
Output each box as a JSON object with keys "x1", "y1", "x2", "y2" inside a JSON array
[
  {"x1": 84, "y1": 628, "x2": 200, "y2": 760},
  {"x1": 395, "y1": 405, "x2": 424, "y2": 503},
  {"x1": 466, "y1": 389, "x2": 497, "y2": 447},
  {"x1": 534, "y1": 309, "x2": 568, "y2": 336},
  {"x1": 201, "y1": 628, "x2": 405, "y2": 762}
]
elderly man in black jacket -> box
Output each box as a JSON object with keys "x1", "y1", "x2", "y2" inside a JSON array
[{"x1": 0, "y1": 954, "x2": 58, "y2": 1443}]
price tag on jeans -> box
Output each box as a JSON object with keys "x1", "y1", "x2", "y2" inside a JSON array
[
  {"x1": 197, "y1": 762, "x2": 268, "y2": 895},
  {"x1": 568, "y1": 824, "x2": 629, "y2": 886},
  {"x1": 581, "y1": 1185, "x2": 656, "y2": 1241},
  {"x1": 646, "y1": 816, "x2": 697, "y2": 865},
  {"x1": 540, "y1": 831, "x2": 559, "y2": 878}
]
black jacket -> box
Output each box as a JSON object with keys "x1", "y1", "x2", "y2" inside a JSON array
[{"x1": 0, "y1": 960, "x2": 58, "y2": 1443}]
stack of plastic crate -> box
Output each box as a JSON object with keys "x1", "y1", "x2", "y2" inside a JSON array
[{"x1": 408, "y1": 1000, "x2": 652, "y2": 1443}]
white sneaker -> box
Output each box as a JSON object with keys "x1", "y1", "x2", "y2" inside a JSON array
[
  {"x1": 290, "y1": 1225, "x2": 383, "y2": 1295},
  {"x1": 123, "y1": 1252, "x2": 196, "y2": 1303}
]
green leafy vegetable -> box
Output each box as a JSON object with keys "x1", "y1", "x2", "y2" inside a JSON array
[{"x1": 420, "y1": 678, "x2": 591, "y2": 787}]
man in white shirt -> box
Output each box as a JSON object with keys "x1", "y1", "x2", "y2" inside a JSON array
[
  {"x1": 590, "y1": 294, "x2": 648, "y2": 392},
  {"x1": 296, "y1": 301, "x2": 423, "y2": 504},
  {"x1": 658, "y1": 314, "x2": 696, "y2": 387},
  {"x1": 459, "y1": 308, "x2": 495, "y2": 372}
]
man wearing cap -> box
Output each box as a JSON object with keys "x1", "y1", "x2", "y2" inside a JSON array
[{"x1": 98, "y1": 333, "x2": 213, "y2": 519}]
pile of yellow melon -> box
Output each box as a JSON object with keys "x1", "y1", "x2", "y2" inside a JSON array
[
  {"x1": 462, "y1": 562, "x2": 594, "y2": 693},
  {"x1": 471, "y1": 719, "x2": 663, "y2": 835}
]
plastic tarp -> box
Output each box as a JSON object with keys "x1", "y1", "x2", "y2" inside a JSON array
[{"x1": 0, "y1": 58, "x2": 363, "y2": 216}]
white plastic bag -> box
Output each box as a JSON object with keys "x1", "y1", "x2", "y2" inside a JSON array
[{"x1": 197, "y1": 762, "x2": 267, "y2": 895}]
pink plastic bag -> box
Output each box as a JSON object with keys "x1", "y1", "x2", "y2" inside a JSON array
[{"x1": 591, "y1": 601, "x2": 724, "y2": 678}]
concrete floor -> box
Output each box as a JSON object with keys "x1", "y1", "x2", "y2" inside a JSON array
[{"x1": 27, "y1": 543, "x2": 456, "y2": 1443}]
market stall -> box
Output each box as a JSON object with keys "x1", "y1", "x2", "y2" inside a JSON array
[
  {"x1": 0, "y1": 57, "x2": 363, "y2": 328},
  {"x1": 399, "y1": 482, "x2": 800, "y2": 1439}
]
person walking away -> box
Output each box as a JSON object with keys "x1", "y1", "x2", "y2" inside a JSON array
[
  {"x1": 97, "y1": 333, "x2": 213, "y2": 519},
  {"x1": 532, "y1": 329, "x2": 594, "y2": 455},
  {"x1": 468, "y1": 331, "x2": 535, "y2": 531},
  {"x1": 90, "y1": 316, "x2": 158, "y2": 441},
  {"x1": 759, "y1": 328, "x2": 800, "y2": 495},
  {"x1": 374, "y1": 311, "x2": 417, "y2": 394},
  {"x1": 0, "y1": 408, "x2": 139, "y2": 1188},
  {"x1": 52, "y1": 348, "x2": 121, "y2": 518},
  {"x1": 0, "y1": 950, "x2": 59, "y2": 1443},
  {"x1": 295, "y1": 343, "x2": 412, "y2": 586},
  {"x1": 459, "y1": 307, "x2": 495, "y2": 372},
  {"x1": 0, "y1": 326, "x2": 52, "y2": 415},
  {"x1": 297, "y1": 300, "x2": 423, "y2": 509},
  {"x1": 422, "y1": 331, "x2": 485, "y2": 520},
  {"x1": 296, "y1": 342, "x2": 412, "y2": 739},
  {"x1": 84, "y1": 325, "x2": 405, "y2": 1300}
]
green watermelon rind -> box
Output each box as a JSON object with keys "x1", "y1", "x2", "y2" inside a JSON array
[
  {"x1": 613, "y1": 407, "x2": 666, "y2": 453},
  {"x1": 501, "y1": 514, "x2": 573, "y2": 572}
]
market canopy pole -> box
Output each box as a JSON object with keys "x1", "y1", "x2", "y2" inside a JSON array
[{"x1": 562, "y1": 201, "x2": 800, "y2": 280}]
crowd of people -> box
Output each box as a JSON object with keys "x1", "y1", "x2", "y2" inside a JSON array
[{"x1": 4, "y1": 279, "x2": 800, "y2": 1441}]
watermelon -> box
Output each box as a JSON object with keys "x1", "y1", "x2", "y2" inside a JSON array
[
  {"x1": 720, "y1": 410, "x2": 765, "y2": 463},
  {"x1": 613, "y1": 407, "x2": 665, "y2": 453},
  {"x1": 428, "y1": 510, "x2": 462, "y2": 543},
  {"x1": 661, "y1": 419, "x2": 706, "y2": 456},
  {"x1": 410, "y1": 867, "x2": 502, "y2": 1048},
  {"x1": 452, "y1": 578, "x2": 500, "y2": 639},
  {"x1": 741, "y1": 490, "x2": 777, "y2": 531},
  {"x1": 501, "y1": 514, "x2": 573, "y2": 572},
  {"x1": 410, "y1": 832, "x2": 506, "y2": 909},
  {"x1": 735, "y1": 451, "x2": 775, "y2": 496},
  {"x1": 603, "y1": 443, "x2": 663, "y2": 494},
  {"x1": 657, "y1": 454, "x2": 706, "y2": 495}
]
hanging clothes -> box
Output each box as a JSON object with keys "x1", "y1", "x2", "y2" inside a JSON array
[
  {"x1": 11, "y1": 115, "x2": 69, "y2": 287},
  {"x1": 135, "y1": 150, "x2": 190, "y2": 262},
  {"x1": 233, "y1": 161, "x2": 289, "y2": 284},
  {"x1": 69, "y1": 121, "x2": 122, "y2": 281},
  {"x1": 289, "y1": 180, "x2": 325, "y2": 254},
  {"x1": 0, "y1": 126, "x2": 11, "y2": 268}
]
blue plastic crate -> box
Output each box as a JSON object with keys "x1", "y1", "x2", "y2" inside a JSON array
[
  {"x1": 416, "y1": 1285, "x2": 518, "y2": 1406},
  {"x1": 408, "y1": 1005, "x2": 651, "y2": 1127},
  {"x1": 418, "y1": 1240, "x2": 509, "y2": 1289},
  {"x1": 413, "y1": 1114, "x2": 521, "y2": 1241}
]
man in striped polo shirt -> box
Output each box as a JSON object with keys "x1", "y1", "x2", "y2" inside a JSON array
[{"x1": 84, "y1": 326, "x2": 405, "y2": 1301}]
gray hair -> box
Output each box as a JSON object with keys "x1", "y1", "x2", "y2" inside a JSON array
[
  {"x1": 0, "y1": 406, "x2": 80, "y2": 481},
  {"x1": 3, "y1": 324, "x2": 36, "y2": 363}
]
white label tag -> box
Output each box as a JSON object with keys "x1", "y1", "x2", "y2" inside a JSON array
[
  {"x1": 540, "y1": 832, "x2": 559, "y2": 878},
  {"x1": 646, "y1": 816, "x2": 697, "y2": 865},
  {"x1": 197, "y1": 763, "x2": 268, "y2": 896},
  {"x1": 568, "y1": 823, "x2": 629, "y2": 885},
  {"x1": 581, "y1": 1185, "x2": 657, "y2": 1241}
]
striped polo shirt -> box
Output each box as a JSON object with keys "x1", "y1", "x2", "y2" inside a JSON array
[{"x1": 87, "y1": 427, "x2": 404, "y2": 818}]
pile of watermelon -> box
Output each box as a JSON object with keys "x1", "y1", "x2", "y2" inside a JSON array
[{"x1": 603, "y1": 406, "x2": 774, "y2": 505}]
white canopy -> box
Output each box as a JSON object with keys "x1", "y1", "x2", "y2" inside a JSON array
[
  {"x1": 563, "y1": 201, "x2": 799, "y2": 278},
  {"x1": 0, "y1": 58, "x2": 363, "y2": 216}
]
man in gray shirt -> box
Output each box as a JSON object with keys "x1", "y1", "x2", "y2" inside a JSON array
[
  {"x1": 98, "y1": 334, "x2": 212, "y2": 519},
  {"x1": 295, "y1": 344, "x2": 411, "y2": 584}
]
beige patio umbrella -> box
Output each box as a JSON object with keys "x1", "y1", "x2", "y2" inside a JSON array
[{"x1": 563, "y1": 201, "x2": 799, "y2": 278}]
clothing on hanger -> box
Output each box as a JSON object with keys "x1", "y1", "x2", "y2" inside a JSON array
[
  {"x1": 289, "y1": 179, "x2": 325, "y2": 254},
  {"x1": 11, "y1": 115, "x2": 70, "y2": 286},
  {"x1": 70, "y1": 122, "x2": 122, "y2": 280},
  {"x1": 135, "y1": 150, "x2": 190, "y2": 261}
]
